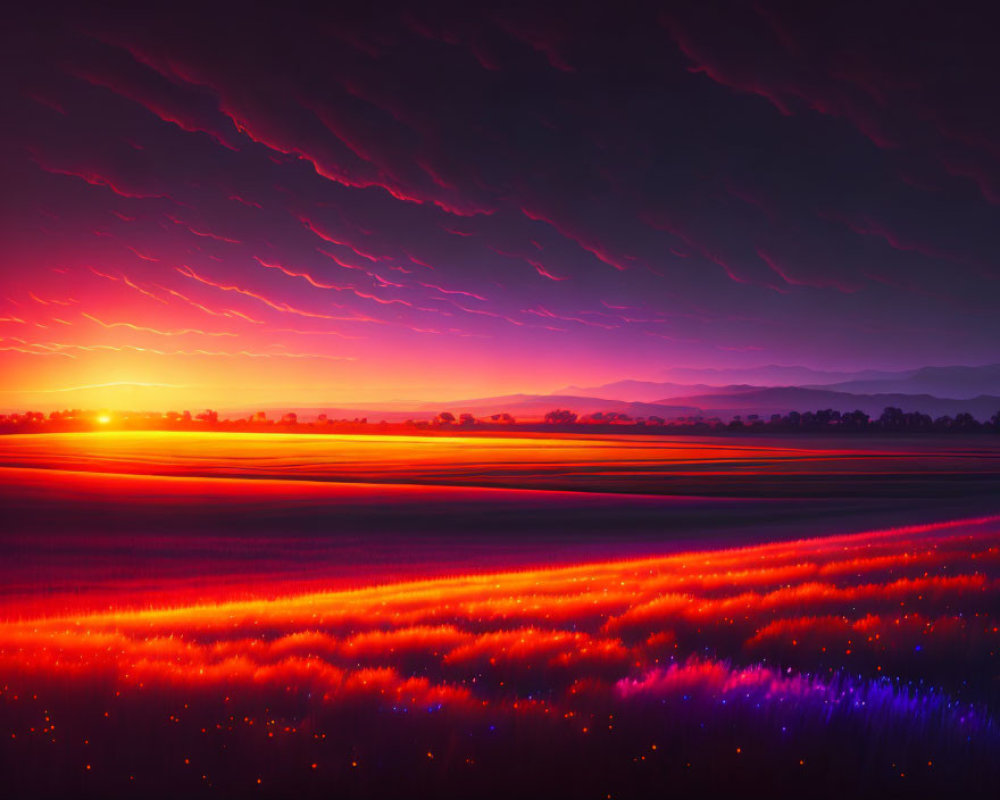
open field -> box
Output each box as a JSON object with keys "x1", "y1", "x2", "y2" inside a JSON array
[
  {"x1": 1, "y1": 432, "x2": 998, "y2": 797},
  {"x1": 2, "y1": 431, "x2": 1000, "y2": 496}
]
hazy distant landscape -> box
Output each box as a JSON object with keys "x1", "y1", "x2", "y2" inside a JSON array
[{"x1": 208, "y1": 362, "x2": 1000, "y2": 423}]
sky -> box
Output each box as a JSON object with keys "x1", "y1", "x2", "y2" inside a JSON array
[{"x1": 1, "y1": 2, "x2": 998, "y2": 410}]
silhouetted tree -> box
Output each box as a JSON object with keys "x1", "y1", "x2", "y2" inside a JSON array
[
  {"x1": 815, "y1": 409, "x2": 840, "y2": 427},
  {"x1": 842, "y1": 410, "x2": 870, "y2": 430},
  {"x1": 544, "y1": 409, "x2": 577, "y2": 425},
  {"x1": 953, "y1": 412, "x2": 980, "y2": 432},
  {"x1": 879, "y1": 407, "x2": 905, "y2": 431},
  {"x1": 581, "y1": 411, "x2": 633, "y2": 424}
]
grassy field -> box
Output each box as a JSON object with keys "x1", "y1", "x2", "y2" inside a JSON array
[{"x1": 1, "y1": 431, "x2": 998, "y2": 797}]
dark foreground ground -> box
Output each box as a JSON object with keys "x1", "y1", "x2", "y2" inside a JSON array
[{"x1": 0, "y1": 432, "x2": 998, "y2": 798}]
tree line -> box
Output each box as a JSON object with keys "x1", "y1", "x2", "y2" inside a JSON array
[
  {"x1": 537, "y1": 406, "x2": 1000, "y2": 433},
  {"x1": 2, "y1": 406, "x2": 1000, "y2": 435}
]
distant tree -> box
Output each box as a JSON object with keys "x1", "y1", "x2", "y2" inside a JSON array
[
  {"x1": 815, "y1": 409, "x2": 839, "y2": 426},
  {"x1": 253, "y1": 411, "x2": 268, "y2": 423},
  {"x1": 280, "y1": 412, "x2": 298, "y2": 425},
  {"x1": 879, "y1": 407, "x2": 905, "y2": 431},
  {"x1": 436, "y1": 411, "x2": 456, "y2": 426},
  {"x1": 953, "y1": 412, "x2": 980, "y2": 432},
  {"x1": 544, "y1": 409, "x2": 578, "y2": 425},
  {"x1": 489, "y1": 413, "x2": 515, "y2": 425},
  {"x1": 196, "y1": 409, "x2": 219, "y2": 424},
  {"x1": 458, "y1": 413, "x2": 477, "y2": 427},
  {"x1": 842, "y1": 410, "x2": 869, "y2": 430},
  {"x1": 909, "y1": 411, "x2": 933, "y2": 431},
  {"x1": 581, "y1": 411, "x2": 634, "y2": 425}
]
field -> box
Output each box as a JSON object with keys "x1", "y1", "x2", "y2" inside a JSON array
[{"x1": 1, "y1": 432, "x2": 998, "y2": 797}]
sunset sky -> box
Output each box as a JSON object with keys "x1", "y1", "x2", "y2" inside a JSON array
[{"x1": 2, "y1": 2, "x2": 998, "y2": 410}]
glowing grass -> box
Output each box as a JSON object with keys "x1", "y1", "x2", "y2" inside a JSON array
[{"x1": 1, "y1": 516, "x2": 997, "y2": 797}]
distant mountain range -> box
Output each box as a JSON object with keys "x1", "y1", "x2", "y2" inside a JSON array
[
  {"x1": 565, "y1": 363, "x2": 1000, "y2": 401},
  {"x1": 232, "y1": 390, "x2": 999, "y2": 424},
  {"x1": 809, "y1": 364, "x2": 1000, "y2": 399},
  {"x1": 230, "y1": 364, "x2": 1000, "y2": 423},
  {"x1": 659, "y1": 365, "x2": 906, "y2": 387},
  {"x1": 232, "y1": 396, "x2": 703, "y2": 423},
  {"x1": 653, "y1": 387, "x2": 1000, "y2": 421},
  {"x1": 420, "y1": 387, "x2": 1000, "y2": 421},
  {"x1": 559, "y1": 380, "x2": 760, "y2": 403},
  {"x1": 414, "y1": 394, "x2": 703, "y2": 419}
]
